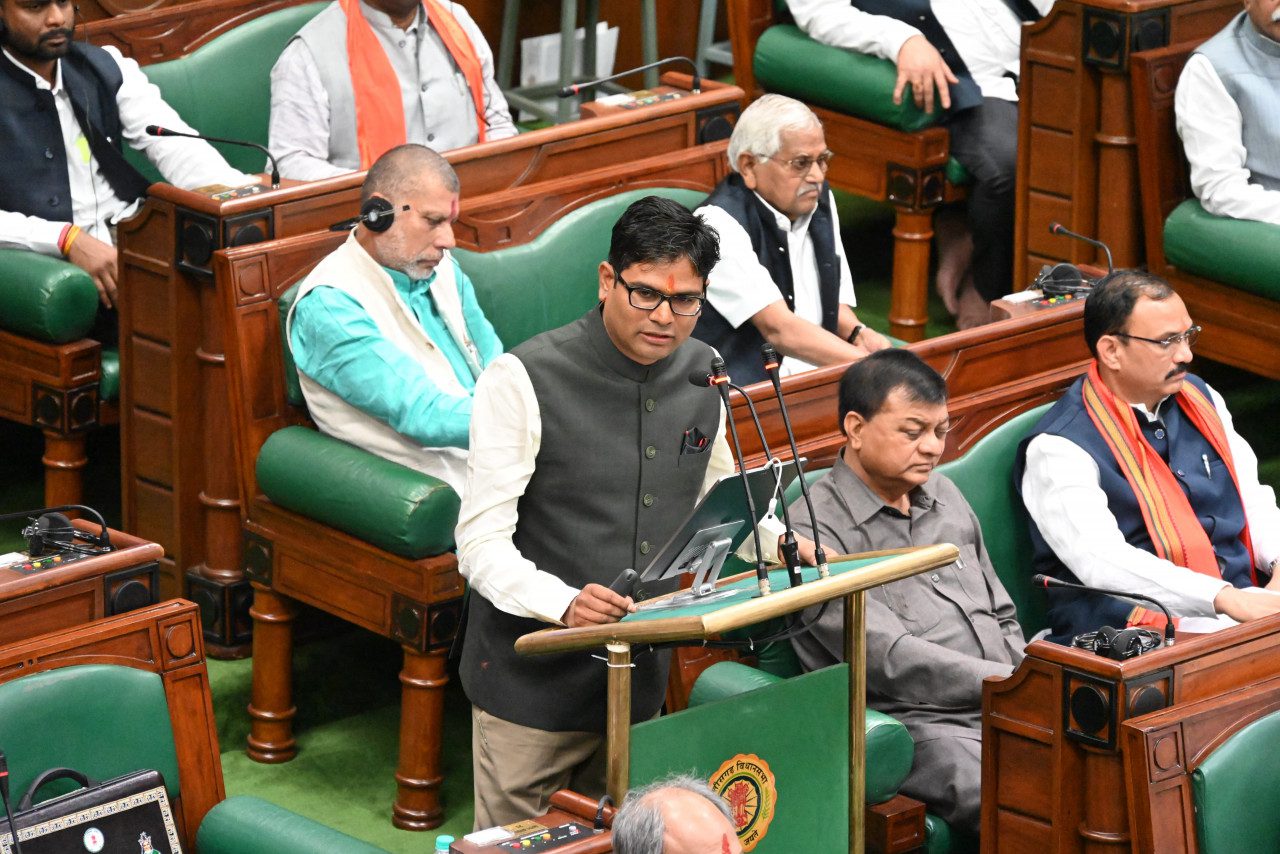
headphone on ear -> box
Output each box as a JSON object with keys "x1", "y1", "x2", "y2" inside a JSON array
[{"x1": 359, "y1": 197, "x2": 409, "y2": 233}]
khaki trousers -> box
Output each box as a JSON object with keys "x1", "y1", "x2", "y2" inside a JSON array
[{"x1": 471, "y1": 705, "x2": 607, "y2": 830}]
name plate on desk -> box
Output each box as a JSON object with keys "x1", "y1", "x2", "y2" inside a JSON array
[{"x1": 196, "y1": 184, "x2": 271, "y2": 202}]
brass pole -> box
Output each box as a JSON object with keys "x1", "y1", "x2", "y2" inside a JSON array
[
  {"x1": 846, "y1": 591, "x2": 866, "y2": 854},
  {"x1": 606, "y1": 641, "x2": 633, "y2": 805}
]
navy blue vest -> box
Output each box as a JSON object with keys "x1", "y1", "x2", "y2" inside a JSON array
[
  {"x1": 1015, "y1": 374, "x2": 1253, "y2": 641},
  {"x1": 694, "y1": 174, "x2": 841, "y2": 385},
  {"x1": 843, "y1": 0, "x2": 1043, "y2": 115},
  {"x1": 0, "y1": 43, "x2": 150, "y2": 223}
]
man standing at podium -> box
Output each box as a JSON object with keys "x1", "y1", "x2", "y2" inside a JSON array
[
  {"x1": 0, "y1": 0, "x2": 255, "y2": 318},
  {"x1": 456, "y1": 197, "x2": 743, "y2": 828},
  {"x1": 1017, "y1": 271, "x2": 1280, "y2": 639},
  {"x1": 789, "y1": 349, "x2": 1026, "y2": 833},
  {"x1": 269, "y1": 0, "x2": 516, "y2": 180}
]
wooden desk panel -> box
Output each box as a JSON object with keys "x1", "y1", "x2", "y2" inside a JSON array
[
  {"x1": 1013, "y1": 0, "x2": 1237, "y2": 286},
  {"x1": 983, "y1": 616, "x2": 1280, "y2": 853}
]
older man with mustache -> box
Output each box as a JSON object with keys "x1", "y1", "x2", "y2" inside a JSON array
[
  {"x1": 1015, "y1": 271, "x2": 1280, "y2": 641},
  {"x1": 1174, "y1": 0, "x2": 1280, "y2": 226},
  {"x1": 692, "y1": 95, "x2": 890, "y2": 386}
]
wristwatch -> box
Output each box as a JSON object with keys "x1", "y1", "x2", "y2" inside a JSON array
[{"x1": 846, "y1": 324, "x2": 865, "y2": 345}]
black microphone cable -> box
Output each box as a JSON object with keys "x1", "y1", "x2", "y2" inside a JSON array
[{"x1": 0, "y1": 750, "x2": 24, "y2": 854}]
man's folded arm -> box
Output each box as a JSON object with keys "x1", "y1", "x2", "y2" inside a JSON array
[{"x1": 0, "y1": 211, "x2": 65, "y2": 256}]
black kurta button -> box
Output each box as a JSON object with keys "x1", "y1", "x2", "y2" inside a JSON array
[
  {"x1": 645, "y1": 399, "x2": 656, "y2": 412},
  {"x1": 645, "y1": 446, "x2": 656, "y2": 459},
  {"x1": 49, "y1": 196, "x2": 59, "y2": 206},
  {"x1": 639, "y1": 541, "x2": 651, "y2": 555},
  {"x1": 642, "y1": 494, "x2": 654, "y2": 507},
  {"x1": 44, "y1": 148, "x2": 54, "y2": 159}
]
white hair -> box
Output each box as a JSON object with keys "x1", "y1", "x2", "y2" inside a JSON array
[
  {"x1": 727, "y1": 94, "x2": 823, "y2": 174},
  {"x1": 612, "y1": 775, "x2": 735, "y2": 854}
]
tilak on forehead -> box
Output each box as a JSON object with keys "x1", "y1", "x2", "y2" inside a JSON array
[{"x1": 722, "y1": 833, "x2": 732, "y2": 854}]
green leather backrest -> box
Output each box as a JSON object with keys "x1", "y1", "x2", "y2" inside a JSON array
[
  {"x1": 129, "y1": 2, "x2": 328, "y2": 179},
  {"x1": 755, "y1": 23, "x2": 940, "y2": 132},
  {"x1": 935, "y1": 405, "x2": 1051, "y2": 638},
  {"x1": 0, "y1": 249, "x2": 100, "y2": 343},
  {"x1": 0, "y1": 665, "x2": 180, "y2": 804},
  {"x1": 1193, "y1": 708, "x2": 1280, "y2": 854},
  {"x1": 454, "y1": 187, "x2": 707, "y2": 349}
]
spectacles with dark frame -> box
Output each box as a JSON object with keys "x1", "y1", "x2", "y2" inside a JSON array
[
  {"x1": 1113, "y1": 325, "x2": 1202, "y2": 350},
  {"x1": 757, "y1": 150, "x2": 835, "y2": 175},
  {"x1": 615, "y1": 273, "x2": 705, "y2": 317}
]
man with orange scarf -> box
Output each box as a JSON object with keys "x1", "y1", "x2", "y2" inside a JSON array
[
  {"x1": 1016, "y1": 271, "x2": 1280, "y2": 642},
  {"x1": 269, "y1": 0, "x2": 516, "y2": 181}
]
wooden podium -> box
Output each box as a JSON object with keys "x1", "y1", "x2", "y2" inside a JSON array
[
  {"x1": 116, "y1": 76, "x2": 741, "y2": 654},
  {"x1": 516, "y1": 545, "x2": 960, "y2": 854},
  {"x1": 982, "y1": 615, "x2": 1280, "y2": 852}
]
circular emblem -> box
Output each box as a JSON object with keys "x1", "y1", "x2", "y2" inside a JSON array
[
  {"x1": 83, "y1": 827, "x2": 105, "y2": 853},
  {"x1": 709, "y1": 753, "x2": 777, "y2": 851}
]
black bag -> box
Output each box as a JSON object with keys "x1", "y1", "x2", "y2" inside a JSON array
[{"x1": 0, "y1": 767, "x2": 182, "y2": 854}]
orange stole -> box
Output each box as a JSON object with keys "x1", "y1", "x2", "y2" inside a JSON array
[
  {"x1": 341, "y1": 0, "x2": 488, "y2": 169},
  {"x1": 1081, "y1": 363, "x2": 1257, "y2": 625}
]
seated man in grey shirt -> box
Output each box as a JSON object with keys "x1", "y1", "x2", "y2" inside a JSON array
[
  {"x1": 269, "y1": 0, "x2": 516, "y2": 180},
  {"x1": 789, "y1": 349, "x2": 1025, "y2": 834}
]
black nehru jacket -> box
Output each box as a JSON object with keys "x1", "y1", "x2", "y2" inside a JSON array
[
  {"x1": 460, "y1": 308, "x2": 721, "y2": 732},
  {"x1": 0, "y1": 42, "x2": 151, "y2": 223}
]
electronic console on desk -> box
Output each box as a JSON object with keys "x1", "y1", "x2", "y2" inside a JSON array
[
  {"x1": 594, "y1": 89, "x2": 683, "y2": 110},
  {"x1": 455, "y1": 820, "x2": 597, "y2": 852},
  {"x1": 0, "y1": 549, "x2": 95, "y2": 575}
]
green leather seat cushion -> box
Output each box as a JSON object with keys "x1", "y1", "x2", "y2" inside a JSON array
[
  {"x1": 256, "y1": 426, "x2": 459, "y2": 558},
  {"x1": 100, "y1": 346, "x2": 120, "y2": 402},
  {"x1": 754, "y1": 24, "x2": 942, "y2": 133},
  {"x1": 197, "y1": 796, "x2": 391, "y2": 854},
  {"x1": 0, "y1": 249, "x2": 99, "y2": 343},
  {"x1": 686, "y1": 662, "x2": 915, "y2": 804},
  {"x1": 1163, "y1": 200, "x2": 1280, "y2": 302},
  {"x1": 130, "y1": 2, "x2": 328, "y2": 179},
  {"x1": 455, "y1": 187, "x2": 707, "y2": 349},
  {"x1": 1192, "y1": 708, "x2": 1280, "y2": 854},
  {"x1": 0, "y1": 665, "x2": 180, "y2": 803}
]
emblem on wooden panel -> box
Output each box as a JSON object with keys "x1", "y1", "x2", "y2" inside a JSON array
[{"x1": 711, "y1": 753, "x2": 777, "y2": 851}]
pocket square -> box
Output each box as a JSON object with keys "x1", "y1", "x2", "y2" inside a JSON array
[{"x1": 680, "y1": 427, "x2": 711, "y2": 455}]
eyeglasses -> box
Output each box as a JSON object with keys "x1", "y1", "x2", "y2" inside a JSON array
[
  {"x1": 615, "y1": 273, "x2": 705, "y2": 317},
  {"x1": 1114, "y1": 325, "x2": 1202, "y2": 350},
  {"x1": 758, "y1": 150, "x2": 835, "y2": 175}
]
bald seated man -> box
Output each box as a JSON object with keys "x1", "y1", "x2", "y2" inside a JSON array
[{"x1": 612, "y1": 776, "x2": 743, "y2": 854}]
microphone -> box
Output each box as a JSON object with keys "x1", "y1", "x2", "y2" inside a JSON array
[
  {"x1": 760, "y1": 344, "x2": 830, "y2": 579},
  {"x1": 557, "y1": 56, "x2": 701, "y2": 99},
  {"x1": 724, "y1": 379, "x2": 802, "y2": 589},
  {"x1": 146, "y1": 125, "x2": 280, "y2": 189},
  {"x1": 1033, "y1": 574, "x2": 1175, "y2": 646},
  {"x1": 1048, "y1": 222, "x2": 1114, "y2": 274},
  {"x1": 0, "y1": 750, "x2": 23, "y2": 854},
  {"x1": 691, "y1": 357, "x2": 772, "y2": 597}
]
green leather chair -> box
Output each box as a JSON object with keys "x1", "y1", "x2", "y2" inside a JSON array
[
  {"x1": 128, "y1": 2, "x2": 328, "y2": 179},
  {"x1": 0, "y1": 249, "x2": 118, "y2": 507},
  {"x1": 727, "y1": 0, "x2": 969, "y2": 341},
  {"x1": 0, "y1": 603, "x2": 387, "y2": 853},
  {"x1": 1192, "y1": 708, "x2": 1280, "y2": 853}
]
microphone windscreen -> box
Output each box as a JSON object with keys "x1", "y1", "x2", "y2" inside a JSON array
[
  {"x1": 145, "y1": 125, "x2": 164, "y2": 136},
  {"x1": 1032, "y1": 573, "x2": 1053, "y2": 587},
  {"x1": 688, "y1": 369, "x2": 712, "y2": 388}
]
